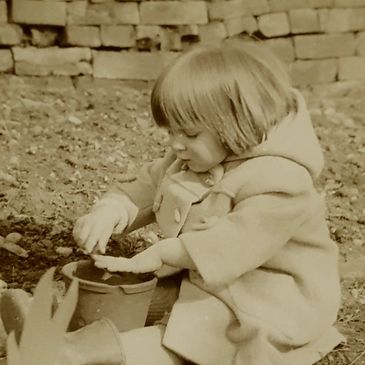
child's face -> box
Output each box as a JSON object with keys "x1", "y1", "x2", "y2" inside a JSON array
[{"x1": 168, "y1": 125, "x2": 228, "y2": 173}]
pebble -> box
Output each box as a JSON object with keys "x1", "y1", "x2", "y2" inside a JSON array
[
  {"x1": 55, "y1": 246, "x2": 73, "y2": 257},
  {"x1": 0, "y1": 171, "x2": 17, "y2": 184},
  {"x1": 5, "y1": 232, "x2": 22, "y2": 244},
  {"x1": 32, "y1": 125, "x2": 43, "y2": 136},
  {"x1": 67, "y1": 115, "x2": 83, "y2": 125},
  {"x1": 9, "y1": 156, "x2": 19, "y2": 166}
]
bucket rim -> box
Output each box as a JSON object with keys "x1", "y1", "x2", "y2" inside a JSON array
[{"x1": 61, "y1": 260, "x2": 157, "y2": 293}]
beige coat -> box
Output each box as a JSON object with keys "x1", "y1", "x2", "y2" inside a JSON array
[{"x1": 106, "y1": 90, "x2": 344, "y2": 365}]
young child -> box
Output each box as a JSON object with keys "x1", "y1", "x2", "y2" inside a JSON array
[{"x1": 4, "y1": 40, "x2": 345, "y2": 365}]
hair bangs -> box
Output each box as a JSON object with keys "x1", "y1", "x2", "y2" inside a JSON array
[{"x1": 151, "y1": 41, "x2": 296, "y2": 155}]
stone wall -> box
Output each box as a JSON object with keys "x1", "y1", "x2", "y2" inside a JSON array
[{"x1": 0, "y1": 0, "x2": 365, "y2": 86}]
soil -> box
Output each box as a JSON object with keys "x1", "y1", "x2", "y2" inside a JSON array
[{"x1": 0, "y1": 75, "x2": 364, "y2": 364}]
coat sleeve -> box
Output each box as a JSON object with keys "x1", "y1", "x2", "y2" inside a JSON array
[
  {"x1": 102, "y1": 150, "x2": 176, "y2": 231},
  {"x1": 179, "y1": 191, "x2": 316, "y2": 287}
]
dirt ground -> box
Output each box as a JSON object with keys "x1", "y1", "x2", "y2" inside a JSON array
[{"x1": 0, "y1": 75, "x2": 364, "y2": 364}]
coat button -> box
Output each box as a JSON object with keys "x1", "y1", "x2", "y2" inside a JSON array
[{"x1": 174, "y1": 208, "x2": 181, "y2": 223}]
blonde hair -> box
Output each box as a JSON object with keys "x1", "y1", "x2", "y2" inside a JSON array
[{"x1": 151, "y1": 40, "x2": 296, "y2": 155}]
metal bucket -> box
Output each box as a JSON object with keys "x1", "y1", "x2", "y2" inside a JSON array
[{"x1": 62, "y1": 260, "x2": 157, "y2": 331}]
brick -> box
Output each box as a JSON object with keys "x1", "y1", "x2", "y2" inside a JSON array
[
  {"x1": 0, "y1": 1, "x2": 7, "y2": 23},
  {"x1": 263, "y1": 38, "x2": 295, "y2": 63},
  {"x1": 0, "y1": 24, "x2": 22, "y2": 45},
  {"x1": 334, "y1": 0, "x2": 365, "y2": 6},
  {"x1": 356, "y1": 31, "x2": 365, "y2": 56},
  {"x1": 338, "y1": 56, "x2": 365, "y2": 80},
  {"x1": 140, "y1": 1, "x2": 208, "y2": 25},
  {"x1": 294, "y1": 34, "x2": 355, "y2": 59},
  {"x1": 12, "y1": 0, "x2": 66, "y2": 26},
  {"x1": 136, "y1": 25, "x2": 161, "y2": 40},
  {"x1": 243, "y1": 0, "x2": 270, "y2": 15},
  {"x1": 112, "y1": 3, "x2": 139, "y2": 25},
  {"x1": 64, "y1": 26, "x2": 101, "y2": 47},
  {"x1": 199, "y1": 22, "x2": 227, "y2": 43},
  {"x1": 290, "y1": 59, "x2": 337, "y2": 86},
  {"x1": 306, "y1": 0, "x2": 334, "y2": 8},
  {"x1": 270, "y1": 0, "x2": 334, "y2": 10},
  {"x1": 258, "y1": 12, "x2": 290, "y2": 37},
  {"x1": 93, "y1": 51, "x2": 178, "y2": 80},
  {"x1": 208, "y1": 0, "x2": 246, "y2": 21},
  {"x1": 101, "y1": 25, "x2": 135, "y2": 48},
  {"x1": 68, "y1": 3, "x2": 112, "y2": 25},
  {"x1": 319, "y1": 9, "x2": 351, "y2": 33},
  {"x1": 289, "y1": 9, "x2": 320, "y2": 34},
  {"x1": 349, "y1": 8, "x2": 365, "y2": 31},
  {"x1": 68, "y1": 3, "x2": 138, "y2": 25},
  {"x1": 160, "y1": 28, "x2": 182, "y2": 51},
  {"x1": 13, "y1": 47, "x2": 92, "y2": 76},
  {"x1": 67, "y1": 1, "x2": 87, "y2": 20},
  {"x1": 0, "y1": 49, "x2": 12, "y2": 72},
  {"x1": 268, "y1": 0, "x2": 304, "y2": 11},
  {"x1": 225, "y1": 15, "x2": 257, "y2": 36}
]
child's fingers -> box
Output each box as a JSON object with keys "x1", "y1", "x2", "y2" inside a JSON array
[
  {"x1": 92, "y1": 255, "x2": 132, "y2": 272},
  {"x1": 95, "y1": 230, "x2": 112, "y2": 254},
  {"x1": 72, "y1": 218, "x2": 89, "y2": 246}
]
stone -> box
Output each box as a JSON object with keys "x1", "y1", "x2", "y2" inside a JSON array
[
  {"x1": 294, "y1": 33, "x2": 355, "y2": 59},
  {"x1": 349, "y1": 8, "x2": 365, "y2": 31},
  {"x1": 289, "y1": 8, "x2": 320, "y2": 34},
  {"x1": 113, "y1": 2, "x2": 139, "y2": 24},
  {"x1": 0, "y1": 49, "x2": 13, "y2": 72},
  {"x1": 268, "y1": 0, "x2": 304, "y2": 11},
  {"x1": 290, "y1": 59, "x2": 337, "y2": 86},
  {"x1": 160, "y1": 27, "x2": 182, "y2": 51},
  {"x1": 356, "y1": 31, "x2": 365, "y2": 56},
  {"x1": 0, "y1": 1, "x2": 7, "y2": 23},
  {"x1": 338, "y1": 56, "x2": 365, "y2": 80},
  {"x1": 208, "y1": 0, "x2": 246, "y2": 20},
  {"x1": 264, "y1": 37, "x2": 295, "y2": 63},
  {"x1": 0, "y1": 24, "x2": 23, "y2": 45},
  {"x1": 100, "y1": 25, "x2": 135, "y2": 48},
  {"x1": 13, "y1": 47, "x2": 92, "y2": 76},
  {"x1": 12, "y1": 0, "x2": 66, "y2": 26},
  {"x1": 319, "y1": 9, "x2": 351, "y2": 33},
  {"x1": 64, "y1": 26, "x2": 101, "y2": 47},
  {"x1": 225, "y1": 15, "x2": 258, "y2": 36},
  {"x1": 93, "y1": 50, "x2": 178, "y2": 80},
  {"x1": 243, "y1": 0, "x2": 270, "y2": 16},
  {"x1": 258, "y1": 12, "x2": 290, "y2": 37},
  {"x1": 334, "y1": 0, "x2": 365, "y2": 6},
  {"x1": 140, "y1": 1, "x2": 208, "y2": 25},
  {"x1": 67, "y1": 3, "x2": 112, "y2": 25},
  {"x1": 307, "y1": 0, "x2": 334, "y2": 7},
  {"x1": 199, "y1": 22, "x2": 227, "y2": 43}
]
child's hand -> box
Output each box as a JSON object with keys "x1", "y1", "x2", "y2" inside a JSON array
[
  {"x1": 73, "y1": 206, "x2": 128, "y2": 254},
  {"x1": 92, "y1": 246, "x2": 163, "y2": 274}
]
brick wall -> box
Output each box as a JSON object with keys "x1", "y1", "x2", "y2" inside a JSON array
[{"x1": 1, "y1": 0, "x2": 365, "y2": 86}]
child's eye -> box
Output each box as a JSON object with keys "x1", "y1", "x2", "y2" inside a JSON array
[{"x1": 184, "y1": 130, "x2": 200, "y2": 138}]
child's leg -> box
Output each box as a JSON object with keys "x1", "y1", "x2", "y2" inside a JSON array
[{"x1": 119, "y1": 325, "x2": 184, "y2": 365}]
